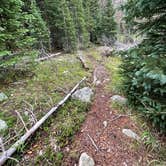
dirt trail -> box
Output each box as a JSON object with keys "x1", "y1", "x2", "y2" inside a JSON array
[{"x1": 63, "y1": 56, "x2": 148, "y2": 166}]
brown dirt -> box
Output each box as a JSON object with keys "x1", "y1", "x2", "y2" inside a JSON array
[{"x1": 63, "y1": 59, "x2": 149, "y2": 166}]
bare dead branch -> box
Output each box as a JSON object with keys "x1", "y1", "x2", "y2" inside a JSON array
[
  {"x1": 87, "y1": 134, "x2": 99, "y2": 151},
  {"x1": 15, "y1": 110, "x2": 28, "y2": 132}
]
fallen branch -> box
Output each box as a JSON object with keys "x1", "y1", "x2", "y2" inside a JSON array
[
  {"x1": 15, "y1": 110, "x2": 28, "y2": 132},
  {"x1": 110, "y1": 114, "x2": 131, "y2": 122},
  {"x1": 23, "y1": 100, "x2": 37, "y2": 123},
  {"x1": 36, "y1": 52, "x2": 62, "y2": 62},
  {"x1": 0, "y1": 77, "x2": 86, "y2": 165},
  {"x1": 87, "y1": 134, "x2": 99, "y2": 151},
  {"x1": 0, "y1": 138, "x2": 19, "y2": 164},
  {"x1": 77, "y1": 51, "x2": 89, "y2": 70}
]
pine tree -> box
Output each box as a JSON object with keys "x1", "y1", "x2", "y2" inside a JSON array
[
  {"x1": 69, "y1": 0, "x2": 90, "y2": 49},
  {"x1": 84, "y1": 0, "x2": 100, "y2": 42},
  {"x1": 97, "y1": 0, "x2": 117, "y2": 45},
  {"x1": 44, "y1": 0, "x2": 77, "y2": 52},
  {"x1": 121, "y1": 0, "x2": 166, "y2": 131},
  {"x1": 0, "y1": 0, "x2": 35, "y2": 68},
  {"x1": 26, "y1": 0, "x2": 51, "y2": 50}
]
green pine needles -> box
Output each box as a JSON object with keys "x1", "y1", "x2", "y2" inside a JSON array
[{"x1": 121, "y1": 0, "x2": 166, "y2": 132}]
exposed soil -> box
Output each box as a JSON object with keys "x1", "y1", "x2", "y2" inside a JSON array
[{"x1": 63, "y1": 57, "x2": 149, "y2": 166}]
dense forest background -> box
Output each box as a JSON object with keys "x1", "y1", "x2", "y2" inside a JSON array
[{"x1": 0, "y1": 0, "x2": 116, "y2": 68}]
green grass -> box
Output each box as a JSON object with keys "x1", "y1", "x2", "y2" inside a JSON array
[
  {"x1": 104, "y1": 56, "x2": 123, "y2": 94},
  {"x1": 0, "y1": 53, "x2": 89, "y2": 146},
  {"x1": 1, "y1": 52, "x2": 91, "y2": 165}
]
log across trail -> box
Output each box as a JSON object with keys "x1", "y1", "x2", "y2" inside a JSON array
[{"x1": 0, "y1": 77, "x2": 86, "y2": 166}]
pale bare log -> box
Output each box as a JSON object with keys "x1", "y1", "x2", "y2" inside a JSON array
[
  {"x1": 77, "y1": 51, "x2": 89, "y2": 70},
  {"x1": 36, "y1": 52, "x2": 62, "y2": 62}
]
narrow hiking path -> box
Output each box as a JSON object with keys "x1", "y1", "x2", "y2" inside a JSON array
[{"x1": 63, "y1": 54, "x2": 149, "y2": 166}]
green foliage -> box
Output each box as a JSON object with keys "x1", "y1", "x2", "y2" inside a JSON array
[
  {"x1": 0, "y1": 0, "x2": 50, "y2": 70},
  {"x1": 56, "y1": 99, "x2": 88, "y2": 146},
  {"x1": 121, "y1": 0, "x2": 166, "y2": 132},
  {"x1": 43, "y1": 0, "x2": 77, "y2": 52},
  {"x1": 24, "y1": 0, "x2": 50, "y2": 50},
  {"x1": 96, "y1": 0, "x2": 117, "y2": 44},
  {"x1": 69, "y1": 0, "x2": 90, "y2": 48}
]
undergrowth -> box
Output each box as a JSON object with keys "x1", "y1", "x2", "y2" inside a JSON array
[{"x1": 0, "y1": 53, "x2": 89, "y2": 152}]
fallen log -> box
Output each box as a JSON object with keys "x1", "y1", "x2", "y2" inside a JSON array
[
  {"x1": 77, "y1": 51, "x2": 89, "y2": 70},
  {"x1": 0, "y1": 77, "x2": 86, "y2": 165},
  {"x1": 36, "y1": 52, "x2": 62, "y2": 62}
]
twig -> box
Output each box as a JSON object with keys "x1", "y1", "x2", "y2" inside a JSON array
[
  {"x1": 8, "y1": 157, "x2": 19, "y2": 163},
  {"x1": 87, "y1": 134, "x2": 99, "y2": 151},
  {"x1": 23, "y1": 100, "x2": 37, "y2": 123},
  {"x1": 36, "y1": 52, "x2": 62, "y2": 62},
  {"x1": 15, "y1": 110, "x2": 28, "y2": 132},
  {"x1": 4, "y1": 128, "x2": 25, "y2": 146},
  {"x1": 110, "y1": 114, "x2": 131, "y2": 122}
]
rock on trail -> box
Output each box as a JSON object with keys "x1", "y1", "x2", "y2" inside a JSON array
[
  {"x1": 79, "y1": 152, "x2": 95, "y2": 166},
  {"x1": 72, "y1": 87, "x2": 94, "y2": 103}
]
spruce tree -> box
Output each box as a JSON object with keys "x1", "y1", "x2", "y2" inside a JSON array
[
  {"x1": 97, "y1": 0, "x2": 117, "y2": 45},
  {"x1": 44, "y1": 0, "x2": 77, "y2": 52},
  {"x1": 0, "y1": 0, "x2": 35, "y2": 68},
  {"x1": 121, "y1": 0, "x2": 166, "y2": 131},
  {"x1": 69, "y1": 0, "x2": 89, "y2": 49},
  {"x1": 26, "y1": 0, "x2": 50, "y2": 50},
  {"x1": 84, "y1": 0, "x2": 100, "y2": 42}
]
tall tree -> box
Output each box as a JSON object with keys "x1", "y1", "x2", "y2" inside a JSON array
[
  {"x1": 97, "y1": 0, "x2": 117, "y2": 45},
  {"x1": 69, "y1": 0, "x2": 89, "y2": 49},
  {"x1": 0, "y1": 0, "x2": 35, "y2": 68},
  {"x1": 44, "y1": 0, "x2": 77, "y2": 52},
  {"x1": 25, "y1": 0, "x2": 51, "y2": 50},
  {"x1": 121, "y1": 0, "x2": 166, "y2": 131}
]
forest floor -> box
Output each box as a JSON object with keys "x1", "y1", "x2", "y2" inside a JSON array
[{"x1": 0, "y1": 47, "x2": 165, "y2": 166}]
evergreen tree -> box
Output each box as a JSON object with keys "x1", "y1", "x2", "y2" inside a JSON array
[
  {"x1": 0, "y1": 0, "x2": 35, "y2": 68},
  {"x1": 82, "y1": 0, "x2": 101, "y2": 43},
  {"x1": 25, "y1": 0, "x2": 51, "y2": 50},
  {"x1": 44, "y1": 0, "x2": 77, "y2": 52},
  {"x1": 69, "y1": 0, "x2": 90, "y2": 49},
  {"x1": 121, "y1": 0, "x2": 166, "y2": 131},
  {"x1": 97, "y1": 0, "x2": 117, "y2": 45}
]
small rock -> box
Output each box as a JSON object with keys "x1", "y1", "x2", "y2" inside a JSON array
[
  {"x1": 103, "y1": 121, "x2": 108, "y2": 128},
  {"x1": 65, "y1": 147, "x2": 70, "y2": 152},
  {"x1": 107, "y1": 148, "x2": 111, "y2": 153},
  {"x1": 0, "y1": 92, "x2": 8, "y2": 102},
  {"x1": 72, "y1": 87, "x2": 93, "y2": 103},
  {"x1": 38, "y1": 150, "x2": 43, "y2": 156},
  {"x1": 79, "y1": 152, "x2": 95, "y2": 166},
  {"x1": 24, "y1": 111, "x2": 29, "y2": 116},
  {"x1": 111, "y1": 95, "x2": 127, "y2": 105},
  {"x1": 0, "y1": 119, "x2": 8, "y2": 131},
  {"x1": 122, "y1": 129, "x2": 140, "y2": 141},
  {"x1": 95, "y1": 80, "x2": 101, "y2": 85}
]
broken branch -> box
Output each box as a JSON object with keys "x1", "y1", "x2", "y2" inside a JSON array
[{"x1": 87, "y1": 134, "x2": 99, "y2": 151}]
